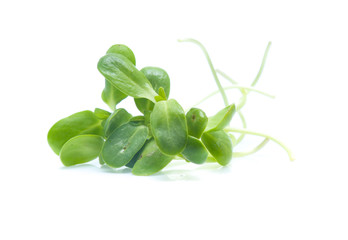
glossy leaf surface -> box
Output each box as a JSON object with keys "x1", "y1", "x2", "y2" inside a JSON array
[
  {"x1": 205, "y1": 104, "x2": 236, "y2": 132},
  {"x1": 150, "y1": 99, "x2": 188, "y2": 155},
  {"x1": 47, "y1": 110, "x2": 103, "y2": 155},
  {"x1": 106, "y1": 44, "x2": 136, "y2": 65},
  {"x1": 141, "y1": 67, "x2": 170, "y2": 97},
  {"x1": 132, "y1": 140, "x2": 173, "y2": 176},
  {"x1": 60, "y1": 135, "x2": 104, "y2": 166},
  {"x1": 101, "y1": 123, "x2": 148, "y2": 168},
  {"x1": 103, "y1": 108, "x2": 132, "y2": 138},
  {"x1": 134, "y1": 67, "x2": 170, "y2": 113},
  {"x1": 98, "y1": 53, "x2": 157, "y2": 102},
  {"x1": 186, "y1": 108, "x2": 208, "y2": 138},
  {"x1": 181, "y1": 136, "x2": 208, "y2": 164},
  {"x1": 201, "y1": 130, "x2": 233, "y2": 166},
  {"x1": 94, "y1": 108, "x2": 111, "y2": 120},
  {"x1": 102, "y1": 79, "x2": 127, "y2": 111},
  {"x1": 129, "y1": 115, "x2": 145, "y2": 124},
  {"x1": 134, "y1": 98, "x2": 154, "y2": 114},
  {"x1": 102, "y1": 44, "x2": 136, "y2": 110},
  {"x1": 125, "y1": 143, "x2": 147, "y2": 168}
]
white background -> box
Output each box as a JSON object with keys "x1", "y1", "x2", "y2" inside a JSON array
[{"x1": 1, "y1": 0, "x2": 347, "y2": 239}]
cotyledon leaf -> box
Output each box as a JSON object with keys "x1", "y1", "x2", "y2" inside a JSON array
[
  {"x1": 47, "y1": 110, "x2": 103, "y2": 155},
  {"x1": 102, "y1": 80, "x2": 127, "y2": 111},
  {"x1": 101, "y1": 122, "x2": 148, "y2": 168},
  {"x1": 60, "y1": 135, "x2": 104, "y2": 166},
  {"x1": 134, "y1": 98, "x2": 155, "y2": 114},
  {"x1": 94, "y1": 108, "x2": 111, "y2": 120},
  {"x1": 132, "y1": 139, "x2": 173, "y2": 176},
  {"x1": 141, "y1": 67, "x2": 170, "y2": 97},
  {"x1": 98, "y1": 53, "x2": 158, "y2": 102},
  {"x1": 125, "y1": 142, "x2": 147, "y2": 168},
  {"x1": 205, "y1": 104, "x2": 236, "y2": 132},
  {"x1": 106, "y1": 44, "x2": 136, "y2": 65},
  {"x1": 103, "y1": 108, "x2": 132, "y2": 138},
  {"x1": 186, "y1": 108, "x2": 208, "y2": 138},
  {"x1": 134, "y1": 67, "x2": 170, "y2": 114},
  {"x1": 150, "y1": 99, "x2": 188, "y2": 155},
  {"x1": 201, "y1": 130, "x2": 233, "y2": 166},
  {"x1": 101, "y1": 44, "x2": 136, "y2": 110},
  {"x1": 181, "y1": 136, "x2": 208, "y2": 164}
]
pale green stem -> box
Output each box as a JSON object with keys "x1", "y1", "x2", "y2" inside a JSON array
[
  {"x1": 215, "y1": 69, "x2": 248, "y2": 143},
  {"x1": 178, "y1": 38, "x2": 229, "y2": 107},
  {"x1": 216, "y1": 70, "x2": 251, "y2": 110},
  {"x1": 235, "y1": 111, "x2": 247, "y2": 144},
  {"x1": 217, "y1": 41, "x2": 272, "y2": 111},
  {"x1": 224, "y1": 127, "x2": 294, "y2": 161},
  {"x1": 233, "y1": 138, "x2": 270, "y2": 158},
  {"x1": 216, "y1": 69, "x2": 239, "y2": 85},
  {"x1": 215, "y1": 70, "x2": 248, "y2": 110},
  {"x1": 228, "y1": 133, "x2": 237, "y2": 146},
  {"x1": 191, "y1": 85, "x2": 274, "y2": 108},
  {"x1": 215, "y1": 69, "x2": 248, "y2": 110},
  {"x1": 237, "y1": 94, "x2": 248, "y2": 111},
  {"x1": 251, "y1": 41, "x2": 272, "y2": 87}
]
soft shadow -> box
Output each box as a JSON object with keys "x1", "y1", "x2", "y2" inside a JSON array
[
  {"x1": 59, "y1": 161, "x2": 232, "y2": 180},
  {"x1": 60, "y1": 163, "x2": 100, "y2": 171},
  {"x1": 151, "y1": 163, "x2": 232, "y2": 181},
  {"x1": 60, "y1": 163, "x2": 132, "y2": 174}
]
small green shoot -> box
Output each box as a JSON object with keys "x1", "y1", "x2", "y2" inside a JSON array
[{"x1": 47, "y1": 39, "x2": 294, "y2": 176}]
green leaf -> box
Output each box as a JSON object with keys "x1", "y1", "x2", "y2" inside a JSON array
[
  {"x1": 101, "y1": 122, "x2": 148, "y2": 168},
  {"x1": 134, "y1": 98, "x2": 154, "y2": 114},
  {"x1": 186, "y1": 108, "x2": 208, "y2": 138},
  {"x1": 98, "y1": 53, "x2": 157, "y2": 102},
  {"x1": 106, "y1": 44, "x2": 136, "y2": 65},
  {"x1": 101, "y1": 44, "x2": 137, "y2": 110},
  {"x1": 181, "y1": 136, "x2": 208, "y2": 164},
  {"x1": 129, "y1": 115, "x2": 145, "y2": 123},
  {"x1": 94, "y1": 108, "x2": 111, "y2": 120},
  {"x1": 150, "y1": 99, "x2": 188, "y2": 155},
  {"x1": 141, "y1": 67, "x2": 170, "y2": 97},
  {"x1": 60, "y1": 135, "x2": 104, "y2": 166},
  {"x1": 47, "y1": 110, "x2": 103, "y2": 155},
  {"x1": 205, "y1": 104, "x2": 236, "y2": 132},
  {"x1": 125, "y1": 142, "x2": 147, "y2": 168},
  {"x1": 103, "y1": 108, "x2": 132, "y2": 138},
  {"x1": 158, "y1": 87, "x2": 167, "y2": 100},
  {"x1": 201, "y1": 130, "x2": 233, "y2": 166},
  {"x1": 102, "y1": 79, "x2": 127, "y2": 111},
  {"x1": 134, "y1": 67, "x2": 170, "y2": 113},
  {"x1": 132, "y1": 140, "x2": 173, "y2": 176}
]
